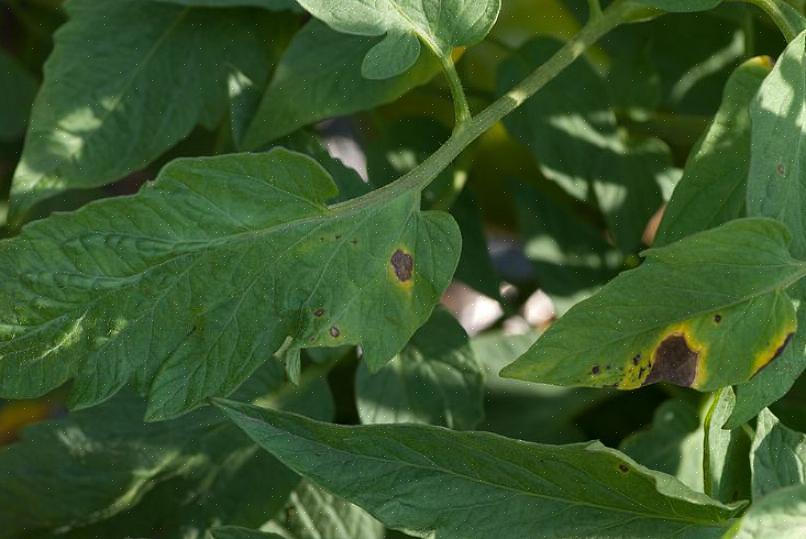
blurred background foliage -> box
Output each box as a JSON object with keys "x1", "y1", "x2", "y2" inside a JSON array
[{"x1": 0, "y1": 0, "x2": 804, "y2": 537}]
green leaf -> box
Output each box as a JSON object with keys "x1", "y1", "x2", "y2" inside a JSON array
[
  {"x1": 355, "y1": 309, "x2": 484, "y2": 429},
  {"x1": 501, "y1": 218, "x2": 804, "y2": 392},
  {"x1": 514, "y1": 179, "x2": 622, "y2": 314},
  {"x1": 212, "y1": 528, "x2": 284, "y2": 539},
  {"x1": 635, "y1": 0, "x2": 722, "y2": 12},
  {"x1": 621, "y1": 400, "x2": 704, "y2": 492},
  {"x1": 0, "y1": 361, "x2": 332, "y2": 538},
  {"x1": 0, "y1": 149, "x2": 460, "y2": 420},
  {"x1": 499, "y1": 38, "x2": 670, "y2": 253},
  {"x1": 155, "y1": 0, "x2": 300, "y2": 9},
  {"x1": 655, "y1": 57, "x2": 772, "y2": 247},
  {"x1": 725, "y1": 483, "x2": 806, "y2": 539},
  {"x1": 9, "y1": 0, "x2": 292, "y2": 219},
  {"x1": 702, "y1": 388, "x2": 751, "y2": 503},
  {"x1": 294, "y1": 0, "x2": 501, "y2": 79},
  {"x1": 242, "y1": 21, "x2": 441, "y2": 149},
  {"x1": 747, "y1": 31, "x2": 806, "y2": 259},
  {"x1": 216, "y1": 400, "x2": 742, "y2": 539},
  {"x1": 750, "y1": 408, "x2": 806, "y2": 499},
  {"x1": 264, "y1": 480, "x2": 384, "y2": 539},
  {"x1": 0, "y1": 50, "x2": 37, "y2": 142},
  {"x1": 734, "y1": 31, "x2": 806, "y2": 425}
]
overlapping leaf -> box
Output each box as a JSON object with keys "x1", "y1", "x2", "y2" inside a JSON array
[
  {"x1": 0, "y1": 50, "x2": 37, "y2": 142},
  {"x1": 294, "y1": 0, "x2": 501, "y2": 79},
  {"x1": 355, "y1": 309, "x2": 484, "y2": 429},
  {"x1": 9, "y1": 0, "x2": 294, "y2": 219},
  {"x1": 0, "y1": 149, "x2": 460, "y2": 420},
  {"x1": 502, "y1": 219, "x2": 805, "y2": 392},
  {"x1": 750, "y1": 408, "x2": 806, "y2": 499},
  {"x1": 216, "y1": 400, "x2": 742, "y2": 539},
  {"x1": 726, "y1": 484, "x2": 806, "y2": 539},
  {"x1": 0, "y1": 361, "x2": 332, "y2": 538},
  {"x1": 242, "y1": 21, "x2": 441, "y2": 149}
]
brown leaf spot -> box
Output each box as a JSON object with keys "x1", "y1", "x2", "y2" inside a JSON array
[
  {"x1": 314, "y1": 308, "x2": 325, "y2": 317},
  {"x1": 618, "y1": 464, "x2": 629, "y2": 473},
  {"x1": 777, "y1": 163, "x2": 786, "y2": 176},
  {"x1": 632, "y1": 354, "x2": 641, "y2": 366},
  {"x1": 329, "y1": 326, "x2": 340, "y2": 338},
  {"x1": 643, "y1": 334, "x2": 699, "y2": 387},
  {"x1": 591, "y1": 365, "x2": 601, "y2": 375},
  {"x1": 714, "y1": 314, "x2": 722, "y2": 324},
  {"x1": 391, "y1": 249, "x2": 413, "y2": 282},
  {"x1": 769, "y1": 332, "x2": 795, "y2": 364}
]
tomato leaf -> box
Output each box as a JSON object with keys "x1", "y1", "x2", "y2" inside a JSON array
[
  {"x1": 0, "y1": 149, "x2": 459, "y2": 420},
  {"x1": 502, "y1": 218, "x2": 805, "y2": 392},
  {"x1": 294, "y1": 0, "x2": 500, "y2": 79},
  {"x1": 216, "y1": 399, "x2": 743, "y2": 539},
  {"x1": 750, "y1": 408, "x2": 806, "y2": 500}
]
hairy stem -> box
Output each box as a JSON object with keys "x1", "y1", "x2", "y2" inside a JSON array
[
  {"x1": 335, "y1": 0, "x2": 636, "y2": 212},
  {"x1": 730, "y1": 0, "x2": 804, "y2": 41},
  {"x1": 441, "y1": 56, "x2": 473, "y2": 129}
]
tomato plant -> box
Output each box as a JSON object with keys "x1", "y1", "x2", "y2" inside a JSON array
[{"x1": 2, "y1": 0, "x2": 806, "y2": 537}]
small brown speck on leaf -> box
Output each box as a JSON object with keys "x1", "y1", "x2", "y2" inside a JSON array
[
  {"x1": 591, "y1": 365, "x2": 600, "y2": 375},
  {"x1": 632, "y1": 354, "x2": 641, "y2": 366},
  {"x1": 391, "y1": 249, "x2": 413, "y2": 282},
  {"x1": 777, "y1": 163, "x2": 786, "y2": 176},
  {"x1": 329, "y1": 326, "x2": 340, "y2": 338},
  {"x1": 714, "y1": 314, "x2": 722, "y2": 324},
  {"x1": 314, "y1": 308, "x2": 325, "y2": 317},
  {"x1": 618, "y1": 464, "x2": 629, "y2": 473}
]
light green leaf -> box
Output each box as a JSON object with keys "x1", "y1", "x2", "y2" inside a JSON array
[
  {"x1": 656, "y1": 57, "x2": 772, "y2": 247},
  {"x1": 9, "y1": 0, "x2": 292, "y2": 220},
  {"x1": 0, "y1": 50, "x2": 37, "y2": 142},
  {"x1": 747, "y1": 31, "x2": 806, "y2": 258},
  {"x1": 243, "y1": 20, "x2": 440, "y2": 149},
  {"x1": 294, "y1": 0, "x2": 501, "y2": 79},
  {"x1": 264, "y1": 480, "x2": 384, "y2": 539},
  {"x1": 750, "y1": 408, "x2": 806, "y2": 499},
  {"x1": 0, "y1": 149, "x2": 460, "y2": 420},
  {"x1": 355, "y1": 309, "x2": 484, "y2": 429},
  {"x1": 212, "y1": 527, "x2": 285, "y2": 539},
  {"x1": 0, "y1": 361, "x2": 332, "y2": 538},
  {"x1": 702, "y1": 388, "x2": 751, "y2": 504},
  {"x1": 216, "y1": 400, "x2": 742, "y2": 539},
  {"x1": 621, "y1": 400, "x2": 704, "y2": 492},
  {"x1": 502, "y1": 218, "x2": 804, "y2": 392},
  {"x1": 725, "y1": 483, "x2": 806, "y2": 539},
  {"x1": 635, "y1": 0, "x2": 722, "y2": 12},
  {"x1": 499, "y1": 38, "x2": 670, "y2": 253},
  {"x1": 735, "y1": 31, "x2": 806, "y2": 426}
]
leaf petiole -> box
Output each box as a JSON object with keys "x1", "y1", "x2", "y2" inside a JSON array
[
  {"x1": 729, "y1": 0, "x2": 805, "y2": 41},
  {"x1": 440, "y1": 55, "x2": 473, "y2": 130}
]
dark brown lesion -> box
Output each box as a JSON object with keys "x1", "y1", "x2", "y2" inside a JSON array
[
  {"x1": 390, "y1": 249, "x2": 413, "y2": 282},
  {"x1": 755, "y1": 332, "x2": 796, "y2": 375},
  {"x1": 642, "y1": 334, "x2": 699, "y2": 388}
]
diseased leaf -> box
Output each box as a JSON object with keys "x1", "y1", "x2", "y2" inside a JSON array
[
  {"x1": 499, "y1": 38, "x2": 670, "y2": 253},
  {"x1": 9, "y1": 0, "x2": 293, "y2": 219},
  {"x1": 725, "y1": 483, "x2": 806, "y2": 539},
  {"x1": 243, "y1": 20, "x2": 441, "y2": 149},
  {"x1": 212, "y1": 527, "x2": 284, "y2": 539},
  {"x1": 0, "y1": 50, "x2": 37, "y2": 142},
  {"x1": 656, "y1": 57, "x2": 772, "y2": 246},
  {"x1": 216, "y1": 400, "x2": 742, "y2": 539},
  {"x1": 264, "y1": 480, "x2": 384, "y2": 539},
  {"x1": 355, "y1": 309, "x2": 484, "y2": 430},
  {"x1": 750, "y1": 408, "x2": 806, "y2": 499},
  {"x1": 502, "y1": 219, "x2": 804, "y2": 392},
  {"x1": 294, "y1": 0, "x2": 501, "y2": 79},
  {"x1": 0, "y1": 361, "x2": 332, "y2": 538},
  {"x1": 0, "y1": 149, "x2": 460, "y2": 420}
]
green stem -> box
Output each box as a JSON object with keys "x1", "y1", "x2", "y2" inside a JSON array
[
  {"x1": 701, "y1": 389, "x2": 724, "y2": 499},
  {"x1": 730, "y1": 0, "x2": 803, "y2": 41},
  {"x1": 333, "y1": 0, "x2": 635, "y2": 213},
  {"x1": 588, "y1": 0, "x2": 604, "y2": 19},
  {"x1": 441, "y1": 57, "x2": 473, "y2": 129}
]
